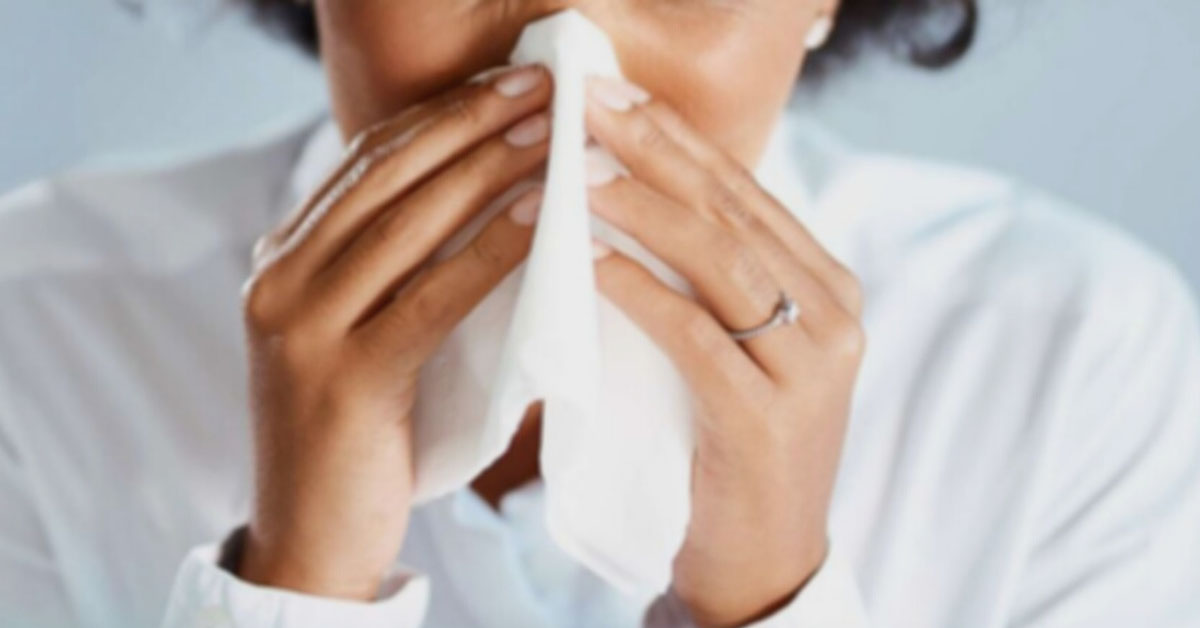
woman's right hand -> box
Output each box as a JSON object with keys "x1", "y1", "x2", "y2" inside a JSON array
[{"x1": 236, "y1": 64, "x2": 552, "y2": 601}]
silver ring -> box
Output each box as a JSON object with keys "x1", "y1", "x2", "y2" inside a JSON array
[{"x1": 727, "y1": 292, "x2": 801, "y2": 341}]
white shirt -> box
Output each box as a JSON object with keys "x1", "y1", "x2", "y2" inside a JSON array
[{"x1": 1, "y1": 111, "x2": 1198, "y2": 628}]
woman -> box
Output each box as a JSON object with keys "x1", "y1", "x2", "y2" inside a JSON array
[{"x1": 1, "y1": 1, "x2": 1197, "y2": 627}]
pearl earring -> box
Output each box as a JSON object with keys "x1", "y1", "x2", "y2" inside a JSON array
[{"x1": 805, "y1": 15, "x2": 834, "y2": 50}]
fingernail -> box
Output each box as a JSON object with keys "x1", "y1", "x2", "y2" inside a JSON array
[
  {"x1": 592, "y1": 239, "x2": 614, "y2": 260},
  {"x1": 505, "y1": 112, "x2": 550, "y2": 147},
  {"x1": 494, "y1": 65, "x2": 545, "y2": 98},
  {"x1": 587, "y1": 77, "x2": 651, "y2": 112},
  {"x1": 252, "y1": 234, "x2": 272, "y2": 260},
  {"x1": 468, "y1": 64, "x2": 515, "y2": 85},
  {"x1": 508, "y1": 189, "x2": 543, "y2": 226},
  {"x1": 586, "y1": 145, "x2": 626, "y2": 186}
]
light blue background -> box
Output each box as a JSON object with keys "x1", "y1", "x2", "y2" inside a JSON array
[{"x1": 2, "y1": 0, "x2": 1197, "y2": 290}]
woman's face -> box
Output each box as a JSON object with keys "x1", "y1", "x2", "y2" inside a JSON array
[{"x1": 314, "y1": 0, "x2": 834, "y2": 168}]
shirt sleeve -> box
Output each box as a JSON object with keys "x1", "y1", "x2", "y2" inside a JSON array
[
  {"x1": 1008, "y1": 262, "x2": 1200, "y2": 627},
  {"x1": 642, "y1": 541, "x2": 870, "y2": 628},
  {"x1": 0, "y1": 383, "x2": 78, "y2": 627},
  {"x1": 161, "y1": 533, "x2": 432, "y2": 628}
]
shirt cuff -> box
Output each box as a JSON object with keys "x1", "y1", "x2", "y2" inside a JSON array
[
  {"x1": 161, "y1": 539, "x2": 430, "y2": 628},
  {"x1": 643, "y1": 542, "x2": 869, "y2": 628}
]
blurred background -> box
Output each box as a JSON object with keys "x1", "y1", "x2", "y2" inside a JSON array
[{"x1": 2, "y1": 0, "x2": 1198, "y2": 289}]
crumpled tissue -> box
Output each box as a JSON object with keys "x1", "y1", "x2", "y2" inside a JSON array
[{"x1": 414, "y1": 9, "x2": 695, "y2": 595}]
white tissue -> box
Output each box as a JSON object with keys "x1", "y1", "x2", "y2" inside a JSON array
[{"x1": 414, "y1": 10, "x2": 695, "y2": 595}]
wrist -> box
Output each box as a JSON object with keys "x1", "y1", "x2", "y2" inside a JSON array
[
  {"x1": 672, "y1": 536, "x2": 828, "y2": 628},
  {"x1": 236, "y1": 524, "x2": 387, "y2": 602}
]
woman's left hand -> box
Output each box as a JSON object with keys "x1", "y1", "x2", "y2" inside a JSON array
[{"x1": 585, "y1": 77, "x2": 866, "y2": 628}]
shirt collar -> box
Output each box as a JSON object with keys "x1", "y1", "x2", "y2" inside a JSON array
[{"x1": 756, "y1": 107, "x2": 826, "y2": 220}]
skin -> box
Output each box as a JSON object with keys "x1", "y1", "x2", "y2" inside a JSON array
[{"x1": 240, "y1": 1, "x2": 864, "y2": 627}]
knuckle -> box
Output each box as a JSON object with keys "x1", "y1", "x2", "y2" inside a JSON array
[
  {"x1": 247, "y1": 312, "x2": 326, "y2": 376},
  {"x1": 826, "y1": 314, "x2": 867, "y2": 362},
  {"x1": 704, "y1": 180, "x2": 754, "y2": 228},
  {"x1": 458, "y1": 140, "x2": 504, "y2": 181},
  {"x1": 242, "y1": 270, "x2": 282, "y2": 330},
  {"x1": 445, "y1": 94, "x2": 487, "y2": 129},
  {"x1": 726, "y1": 246, "x2": 762, "y2": 289},
  {"x1": 711, "y1": 235, "x2": 773, "y2": 296},
  {"x1": 723, "y1": 163, "x2": 757, "y2": 193},
  {"x1": 370, "y1": 211, "x2": 410, "y2": 252},
  {"x1": 631, "y1": 115, "x2": 670, "y2": 152},
  {"x1": 404, "y1": 284, "x2": 451, "y2": 330},
  {"x1": 468, "y1": 232, "x2": 511, "y2": 270},
  {"x1": 725, "y1": 170, "x2": 768, "y2": 212},
  {"x1": 677, "y1": 305, "x2": 723, "y2": 352},
  {"x1": 245, "y1": 268, "x2": 334, "y2": 359}
]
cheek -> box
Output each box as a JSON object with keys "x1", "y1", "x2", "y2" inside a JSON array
[
  {"x1": 318, "y1": 1, "x2": 525, "y2": 129},
  {"x1": 613, "y1": 7, "x2": 811, "y2": 166},
  {"x1": 320, "y1": 1, "x2": 811, "y2": 165}
]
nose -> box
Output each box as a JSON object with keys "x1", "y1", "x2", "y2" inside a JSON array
[
  {"x1": 477, "y1": 0, "x2": 636, "y2": 92},
  {"x1": 507, "y1": 1, "x2": 627, "y2": 61}
]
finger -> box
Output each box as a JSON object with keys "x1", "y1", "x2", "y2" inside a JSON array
[
  {"x1": 254, "y1": 66, "x2": 540, "y2": 268},
  {"x1": 585, "y1": 77, "x2": 719, "y2": 226},
  {"x1": 638, "y1": 97, "x2": 861, "y2": 316},
  {"x1": 309, "y1": 112, "x2": 550, "y2": 330},
  {"x1": 591, "y1": 244, "x2": 777, "y2": 425},
  {"x1": 356, "y1": 187, "x2": 543, "y2": 364},
  {"x1": 589, "y1": 174, "x2": 812, "y2": 378},
  {"x1": 268, "y1": 64, "x2": 552, "y2": 284},
  {"x1": 261, "y1": 82, "x2": 488, "y2": 256},
  {"x1": 585, "y1": 78, "x2": 860, "y2": 319}
]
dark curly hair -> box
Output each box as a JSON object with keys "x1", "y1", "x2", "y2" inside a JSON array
[{"x1": 246, "y1": 0, "x2": 977, "y2": 78}]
